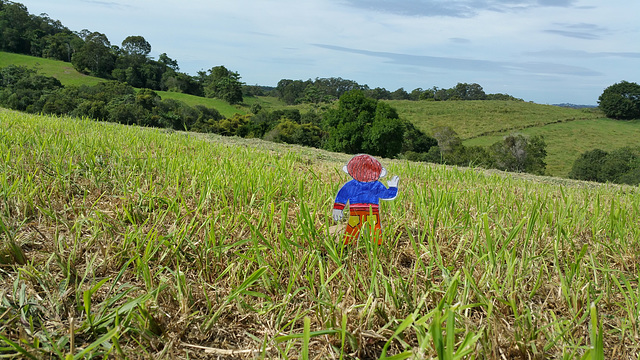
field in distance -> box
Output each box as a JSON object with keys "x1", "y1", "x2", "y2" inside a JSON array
[
  {"x1": 386, "y1": 100, "x2": 640, "y2": 177},
  {"x1": 0, "y1": 52, "x2": 247, "y2": 118},
  {"x1": 4, "y1": 51, "x2": 640, "y2": 178}
]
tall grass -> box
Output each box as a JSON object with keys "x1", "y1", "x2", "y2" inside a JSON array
[{"x1": 1, "y1": 108, "x2": 640, "y2": 358}]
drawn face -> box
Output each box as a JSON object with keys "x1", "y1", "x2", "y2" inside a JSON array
[{"x1": 343, "y1": 154, "x2": 386, "y2": 182}]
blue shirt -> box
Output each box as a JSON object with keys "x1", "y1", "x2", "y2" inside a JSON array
[{"x1": 334, "y1": 180, "x2": 398, "y2": 209}]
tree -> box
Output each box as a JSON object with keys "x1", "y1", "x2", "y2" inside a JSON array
[
  {"x1": 41, "y1": 32, "x2": 83, "y2": 62},
  {"x1": 322, "y1": 90, "x2": 405, "y2": 158},
  {"x1": 598, "y1": 81, "x2": 640, "y2": 120},
  {"x1": 432, "y1": 126, "x2": 462, "y2": 155},
  {"x1": 362, "y1": 102, "x2": 406, "y2": 158},
  {"x1": 402, "y1": 121, "x2": 438, "y2": 154},
  {"x1": 0, "y1": 1, "x2": 31, "y2": 53},
  {"x1": 390, "y1": 88, "x2": 410, "y2": 100},
  {"x1": 601, "y1": 147, "x2": 636, "y2": 183},
  {"x1": 202, "y1": 65, "x2": 243, "y2": 104},
  {"x1": 365, "y1": 87, "x2": 391, "y2": 100},
  {"x1": 158, "y1": 53, "x2": 179, "y2": 71},
  {"x1": 409, "y1": 88, "x2": 423, "y2": 101},
  {"x1": 264, "y1": 120, "x2": 324, "y2": 148},
  {"x1": 121, "y1": 35, "x2": 151, "y2": 57},
  {"x1": 0, "y1": 65, "x2": 62, "y2": 111},
  {"x1": 569, "y1": 147, "x2": 640, "y2": 185},
  {"x1": 569, "y1": 149, "x2": 608, "y2": 182},
  {"x1": 489, "y1": 134, "x2": 546, "y2": 175},
  {"x1": 71, "y1": 31, "x2": 115, "y2": 77},
  {"x1": 453, "y1": 83, "x2": 486, "y2": 100},
  {"x1": 275, "y1": 79, "x2": 310, "y2": 105}
]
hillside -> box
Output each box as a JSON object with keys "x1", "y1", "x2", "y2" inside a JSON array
[
  {"x1": 0, "y1": 52, "x2": 247, "y2": 118},
  {"x1": 2, "y1": 109, "x2": 640, "y2": 358},
  {"x1": 385, "y1": 100, "x2": 635, "y2": 177},
  {"x1": 3, "y1": 51, "x2": 638, "y2": 179},
  {"x1": 387, "y1": 99, "x2": 603, "y2": 140},
  {"x1": 465, "y1": 117, "x2": 640, "y2": 177}
]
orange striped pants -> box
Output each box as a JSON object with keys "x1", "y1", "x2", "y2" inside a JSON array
[{"x1": 344, "y1": 207, "x2": 382, "y2": 245}]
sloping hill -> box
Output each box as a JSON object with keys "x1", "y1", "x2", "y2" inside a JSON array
[
  {"x1": 3, "y1": 51, "x2": 638, "y2": 178},
  {"x1": 2, "y1": 109, "x2": 640, "y2": 358},
  {"x1": 465, "y1": 117, "x2": 640, "y2": 177},
  {"x1": 388, "y1": 99, "x2": 603, "y2": 140},
  {"x1": 386, "y1": 99, "x2": 640, "y2": 177},
  {"x1": 0, "y1": 52, "x2": 246, "y2": 118},
  {"x1": 0, "y1": 51, "x2": 105, "y2": 87}
]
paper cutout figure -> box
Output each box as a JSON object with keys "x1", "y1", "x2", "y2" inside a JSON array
[{"x1": 332, "y1": 154, "x2": 399, "y2": 244}]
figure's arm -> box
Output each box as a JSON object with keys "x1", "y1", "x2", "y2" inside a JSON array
[
  {"x1": 387, "y1": 175, "x2": 399, "y2": 188},
  {"x1": 378, "y1": 176, "x2": 399, "y2": 200},
  {"x1": 333, "y1": 182, "x2": 351, "y2": 221}
]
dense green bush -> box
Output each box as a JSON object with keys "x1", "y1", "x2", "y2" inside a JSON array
[
  {"x1": 568, "y1": 149, "x2": 607, "y2": 182},
  {"x1": 569, "y1": 147, "x2": 640, "y2": 185},
  {"x1": 489, "y1": 134, "x2": 547, "y2": 175},
  {"x1": 322, "y1": 90, "x2": 407, "y2": 158},
  {"x1": 264, "y1": 120, "x2": 324, "y2": 148},
  {"x1": 0, "y1": 65, "x2": 226, "y2": 133},
  {"x1": 598, "y1": 81, "x2": 640, "y2": 120},
  {"x1": 0, "y1": 65, "x2": 62, "y2": 111}
]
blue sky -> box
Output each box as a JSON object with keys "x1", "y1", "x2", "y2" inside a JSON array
[{"x1": 19, "y1": 0, "x2": 640, "y2": 104}]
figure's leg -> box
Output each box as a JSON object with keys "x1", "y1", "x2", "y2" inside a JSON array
[
  {"x1": 343, "y1": 211, "x2": 363, "y2": 244},
  {"x1": 362, "y1": 212, "x2": 383, "y2": 245},
  {"x1": 372, "y1": 213, "x2": 383, "y2": 245}
]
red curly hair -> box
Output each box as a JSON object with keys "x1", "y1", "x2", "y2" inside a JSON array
[{"x1": 346, "y1": 154, "x2": 382, "y2": 182}]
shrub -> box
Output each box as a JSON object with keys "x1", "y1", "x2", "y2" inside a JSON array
[
  {"x1": 489, "y1": 134, "x2": 547, "y2": 175},
  {"x1": 569, "y1": 149, "x2": 608, "y2": 182},
  {"x1": 598, "y1": 81, "x2": 640, "y2": 120},
  {"x1": 569, "y1": 147, "x2": 640, "y2": 185}
]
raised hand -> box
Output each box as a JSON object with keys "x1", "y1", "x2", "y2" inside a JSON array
[{"x1": 387, "y1": 175, "x2": 400, "y2": 188}]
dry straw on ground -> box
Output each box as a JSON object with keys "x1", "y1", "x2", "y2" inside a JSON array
[{"x1": 1, "y1": 109, "x2": 640, "y2": 359}]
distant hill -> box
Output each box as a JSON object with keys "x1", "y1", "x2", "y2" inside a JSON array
[
  {"x1": 552, "y1": 103, "x2": 598, "y2": 109},
  {"x1": 4, "y1": 50, "x2": 640, "y2": 178}
]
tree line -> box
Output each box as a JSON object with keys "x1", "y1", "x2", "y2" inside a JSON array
[
  {"x1": 0, "y1": 65, "x2": 226, "y2": 130},
  {"x1": 569, "y1": 147, "x2": 640, "y2": 185},
  {"x1": 0, "y1": 1, "x2": 244, "y2": 103},
  {"x1": 273, "y1": 78, "x2": 523, "y2": 105},
  {"x1": 1, "y1": 0, "x2": 524, "y2": 107},
  {"x1": 0, "y1": 65, "x2": 548, "y2": 175}
]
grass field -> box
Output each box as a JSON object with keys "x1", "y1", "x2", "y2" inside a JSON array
[
  {"x1": 2, "y1": 109, "x2": 640, "y2": 359},
  {"x1": 156, "y1": 91, "x2": 248, "y2": 118},
  {"x1": 3, "y1": 51, "x2": 640, "y2": 179},
  {"x1": 0, "y1": 52, "x2": 246, "y2": 118},
  {"x1": 0, "y1": 52, "x2": 105, "y2": 87},
  {"x1": 464, "y1": 118, "x2": 640, "y2": 177},
  {"x1": 385, "y1": 100, "x2": 603, "y2": 140}
]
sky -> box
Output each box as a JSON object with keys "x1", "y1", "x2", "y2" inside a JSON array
[{"x1": 18, "y1": 0, "x2": 640, "y2": 105}]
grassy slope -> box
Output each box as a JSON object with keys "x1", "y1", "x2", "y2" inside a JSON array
[
  {"x1": 3, "y1": 51, "x2": 640, "y2": 178},
  {"x1": 387, "y1": 99, "x2": 640, "y2": 178},
  {"x1": 465, "y1": 118, "x2": 640, "y2": 177},
  {"x1": 0, "y1": 52, "x2": 105, "y2": 87},
  {"x1": 156, "y1": 91, "x2": 247, "y2": 117},
  {"x1": 387, "y1": 99, "x2": 603, "y2": 139},
  {"x1": 0, "y1": 52, "x2": 245, "y2": 118},
  {"x1": 2, "y1": 109, "x2": 640, "y2": 358}
]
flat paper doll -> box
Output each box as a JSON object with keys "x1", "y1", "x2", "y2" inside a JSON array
[{"x1": 332, "y1": 154, "x2": 399, "y2": 244}]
